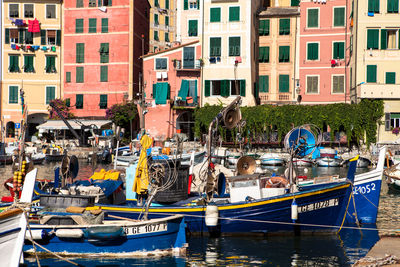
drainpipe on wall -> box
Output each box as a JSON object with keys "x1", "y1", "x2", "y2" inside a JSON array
[
  {"x1": 200, "y1": 0, "x2": 204, "y2": 108},
  {"x1": 59, "y1": 0, "x2": 63, "y2": 99},
  {"x1": 344, "y1": 0, "x2": 348, "y2": 104},
  {"x1": 354, "y1": 0, "x2": 358, "y2": 103}
]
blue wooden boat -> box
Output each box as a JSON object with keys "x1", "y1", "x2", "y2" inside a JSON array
[{"x1": 24, "y1": 215, "x2": 186, "y2": 257}]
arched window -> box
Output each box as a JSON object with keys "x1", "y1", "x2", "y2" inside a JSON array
[{"x1": 6, "y1": 121, "x2": 15, "y2": 138}]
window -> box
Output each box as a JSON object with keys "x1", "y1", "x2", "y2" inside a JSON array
[
  {"x1": 46, "y1": 5, "x2": 56, "y2": 19},
  {"x1": 76, "y1": 67, "x2": 84, "y2": 83},
  {"x1": 382, "y1": 29, "x2": 398, "y2": 49},
  {"x1": 45, "y1": 56, "x2": 56, "y2": 73},
  {"x1": 76, "y1": 0, "x2": 83, "y2": 8},
  {"x1": 188, "y1": 20, "x2": 198, "y2": 36},
  {"x1": 366, "y1": 65, "x2": 377, "y2": 83},
  {"x1": 46, "y1": 86, "x2": 56, "y2": 104},
  {"x1": 165, "y1": 16, "x2": 169, "y2": 26},
  {"x1": 165, "y1": 0, "x2": 170, "y2": 9},
  {"x1": 100, "y1": 66, "x2": 108, "y2": 82},
  {"x1": 229, "y1": 7, "x2": 240, "y2": 22},
  {"x1": 332, "y1": 75, "x2": 344, "y2": 93},
  {"x1": 386, "y1": 72, "x2": 396, "y2": 84},
  {"x1": 259, "y1": 75, "x2": 269, "y2": 92},
  {"x1": 99, "y1": 95, "x2": 107, "y2": 109},
  {"x1": 259, "y1": 47, "x2": 270, "y2": 63},
  {"x1": 387, "y1": 0, "x2": 399, "y2": 12},
  {"x1": 210, "y1": 37, "x2": 221, "y2": 57},
  {"x1": 89, "y1": 18, "x2": 97, "y2": 33},
  {"x1": 9, "y1": 55, "x2": 20, "y2": 73},
  {"x1": 89, "y1": 0, "x2": 97, "y2": 7},
  {"x1": 259, "y1": 20, "x2": 270, "y2": 36},
  {"x1": 307, "y1": 43, "x2": 319, "y2": 60},
  {"x1": 76, "y1": 94, "x2": 83, "y2": 109},
  {"x1": 8, "y1": 29, "x2": 19, "y2": 43},
  {"x1": 23, "y1": 55, "x2": 34, "y2": 73},
  {"x1": 155, "y1": 58, "x2": 167, "y2": 70},
  {"x1": 47, "y1": 30, "x2": 56, "y2": 45},
  {"x1": 210, "y1": 8, "x2": 221, "y2": 22},
  {"x1": 306, "y1": 76, "x2": 319, "y2": 93},
  {"x1": 66, "y1": 98, "x2": 70, "y2": 107},
  {"x1": 229, "y1": 37, "x2": 240, "y2": 56},
  {"x1": 102, "y1": 18, "x2": 108, "y2": 33},
  {"x1": 230, "y1": 80, "x2": 246, "y2": 96},
  {"x1": 76, "y1": 19, "x2": 84, "y2": 33},
  {"x1": 205, "y1": 80, "x2": 245, "y2": 97},
  {"x1": 388, "y1": 113, "x2": 400, "y2": 130},
  {"x1": 279, "y1": 19, "x2": 290, "y2": 35},
  {"x1": 154, "y1": 14, "x2": 159, "y2": 25},
  {"x1": 76, "y1": 43, "x2": 85, "y2": 63},
  {"x1": 24, "y1": 4, "x2": 34, "y2": 18},
  {"x1": 99, "y1": 0, "x2": 112, "y2": 6},
  {"x1": 183, "y1": 47, "x2": 195, "y2": 69},
  {"x1": 279, "y1": 75, "x2": 290, "y2": 93},
  {"x1": 66, "y1": 72, "x2": 71, "y2": 83},
  {"x1": 165, "y1": 32, "x2": 169, "y2": 42},
  {"x1": 307, "y1": 9, "x2": 319, "y2": 28},
  {"x1": 9, "y1": 4, "x2": 19, "y2": 18},
  {"x1": 189, "y1": 0, "x2": 198, "y2": 9},
  {"x1": 291, "y1": 0, "x2": 300, "y2": 6},
  {"x1": 333, "y1": 42, "x2": 344, "y2": 59},
  {"x1": 100, "y1": 43, "x2": 109, "y2": 63},
  {"x1": 9, "y1": 86, "x2": 19, "y2": 104},
  {"x1": 367, "y1": 29, "x2": 379, "y2": 49},
  {"x1": 368, "y1": 0, "x2": 380, "y2": 13},
  {"x1": 334, "y1": 7, "x2": 345, "y2": 27},
  {"x1": 154, "y1": 30, "x2": 159, "y2": 41},
  {"x1": 279, "y1": 46, "x2": 290, "y2": 62}
]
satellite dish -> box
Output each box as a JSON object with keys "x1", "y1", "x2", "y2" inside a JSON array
[
  {"x1": 237, "y1": 156, "x2": 256, "y2": 175},
  {"x1": 284, "y1": 125, "x2": 321, "y2": 158}
]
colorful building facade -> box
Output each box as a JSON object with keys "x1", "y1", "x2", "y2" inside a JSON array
[
  {"x1": 63, "y1": 0, "x2": 149, "y2": 118},
  {"x1": 143, "y1": 41, "x2": 201, "y2": 141},
  {"x1": 298, "y1": 0, "x2": 351, "y2": 104},
  {"x1": 1, "y1": 0, "x2": 62, "y2": 140},
  {"x1": 149, "y1": 0, "x2": 175, "y2": 53}
]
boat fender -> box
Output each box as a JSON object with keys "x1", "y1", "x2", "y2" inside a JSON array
[
  {"x1": 56, "y1": 229, "x2": 84, "y2": 239},
  {"x1": 25, "y1": 229, "x2": 50, "y2": 241},
  {"x1": 291, "y1": 198, "x2": 298, "y2": 221},
  {"x1": 205, "y1": 204, "x2": 219, "y2": 227},
  {"x1": 85, "y1": 226, "x2": 125, "y2": 240}
]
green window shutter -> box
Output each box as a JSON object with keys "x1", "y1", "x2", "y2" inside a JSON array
[
  {"x1": 40, "y1": 30, "x2": 46, "y2": 45},
  {"x1": 259, "y1": 47, "x2": 264, "y2": 62},
  {"x1": 76, "y1": 19, "x2": 84, "y2": 33},
  {"x1": 46, "y1": 87, "x2": 55, "y2": 104},
  {"x1": 89, "y1": 18, "x2": 97, "y2": 33},
  {"x1": 229, "y1": 37, "x2": 240, "y2": 56},
  {"x1": 388, "y1": 0, "x2": 393, "y2": 12},
  {"x1": 5, "y1": 29, "x2": 10, "y2": 44},
  {"x1": 366, "y1": 65, "x2": 377, "y2": 83},
  {"x1": 279, "y1": 46, "x2": 290, "y2": 62},
  {"x1": 197, "y1": 0, "x2": 200, "y2": 9},
  {"x1": 155, "y1": 0, "x2": 159, "y2": 6},
  {"x1": 259, "y1": 20, "x2": 265, "y2": 35},
  {"x1": 76, "y1": 94, "x2": 83, "y2": 109},
  {"x1": 240, "y1": 80, "x2": 246, "y2": 96},
  {"x1": 229, "y1": 7, "x2": 240, "y2": 22},
  {"x1": 66, "y1": 98, "x2": 70, "y2": 107},
  {"x1": 100, "y1": 43, "x2": 109, "y2": 63},
  {"x1": 165, "y1": 32, "x2": 169, "y2": 42},
  {"x1": 166, "y1": 0, "x2": 169, "y2": 9},
  {"x1": 76, "y1": 43, "x2": 85, "y2": 63},
  {"x1": 66, "y1": 72, "x2": 71, "y2": 83},
  {"x1": 259, "y1": 75, "x2": 269, "y2": 92},
  {"x1": 367, "y1": 29, "x2": 379, "y2": 49},
  {"x1": 210, "y1": 37, "x2": 221, "y2": 57},
  {"x1": 333, "y1": 42, "x2": 344, "y2": 59},
  {"x1": 165, "y1": 16, "x2": 169, "y2": 26},
  {"x1": 334, "y1": 7, "x2": 345, "y2": 27},
  {"x1": 152, "y1": 83, "x2": 157, "y2": 99},
  {"x1": 56, "y1": 30, "x2": 61, "y2": 46},
  {"x1": 307, "y1": 9, "x2": 318, "y2": 28},
  {"x1": 386, "y1": 72, "x2": 396, "y2": 84},
  {"x1": 99, "y1": 95, "x2": 107, "y2": 109},
  {"x1": 221, "y1": 80, "x2": 229, "y2": 97},
  {"x1": 77, "y1": 0, "x2": 83, "y2": 8},
  {"x1": 101, "y1": 18, "x2": 109, "y2": 33},
  {"x1": 279, "y1": 19, "x2": 290, "y2": 35},
  {"x1": 368, "y1": 0, "x2": 374, "y2": 12},
  {"x1": 24, "y1": 55, "x2": 34, "y2": 72},
  {"x1": 184, "y1": 0, "x2": 188, "y2": 10},
  {"x1": 381, "y1": 29, "x2": 387, "y2": 50},
  {"x1": 279, "y1": 75, "x2": 289, "y2": 93},
  {"x1": 25, "y1": 30, "x2": 33, "y2": 44},
  {"x1": 375, "y1": 0, "x2": 380, "y2": 12},
  {"x1": 154, "y1": 14, "x2": 159, "y2": 25},
  {"x1": 76, "y1": 67, "x2": 84, "y2": 83},
  {"x1": 210, "y1": 8, "x2": 220, "y2": 22},
  {"x1": 205, "y1": 80, "x2": 211, "y2": 97},
  {"x1": 154, "y1": 31, "x2": 158, "y2": 41},
  {"x1": 265, "y1": 20, "x2": 270, "y2": 35},
  {"x1": 9, "y1": 86, "x2": 18, "y2": 104},
  {"x1": 291, "y1": 0, "x2": 300, "y2": 6},
  {"x1": 18, "y1": 29, "x2": 24, "y2": 44},
  {"x1": 394, "y1": 0, "x2": 399, "y2": 12},
  {"x1": 188, "y1": 20, "x2": 198, "y2": 36},
  {"x1": 266, "y1": 47, "x2": 270, "y2": 62},
  {"x1": 100, "y1": 66, "x2": 108, "y2": 82},
  {"x1": 109, "y1": 0, "x2": 112, "y2": 6}
]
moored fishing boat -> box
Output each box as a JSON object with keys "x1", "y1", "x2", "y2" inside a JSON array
[
  {"x1": 383, "y1": 162, "x2": 400, "y2": 193},
  {"x1": 260, "y1": 153, "x2": 286, "y2": 166},
  {"x1": 292, "y1": 157, "x2": 313, "y2": 166}
]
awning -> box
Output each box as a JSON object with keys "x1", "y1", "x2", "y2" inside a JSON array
[
  {"x1": 178, "y1": 80, "x2": 189, "y2": 101},
  {"x1": 37, "y1": 120, "x2": 112, "y2": 130}
]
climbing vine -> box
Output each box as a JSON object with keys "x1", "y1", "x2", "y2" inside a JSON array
[{"x1": 194, "y1": 100, "x2": 384, "y2": 147}]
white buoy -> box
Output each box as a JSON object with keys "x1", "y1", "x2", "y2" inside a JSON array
[
  {"x1": 291, "y1": 198, "x2": 298, "y2": 221},
  {"x1": 205, "y1": 205, "x2": 219, "y2": 227},
  {"x1": 56, "y1": 229, "x2": 84, "y2": 238},
  {"x1": 25, "y1": 229, "x2": 47, "y2": 241}
]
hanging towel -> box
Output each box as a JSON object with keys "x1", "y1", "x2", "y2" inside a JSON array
[
  {"x1": 162, "y1": 72, "x2": 168, "y2": 79},
  {"x1": 156, "y1": 72, "x2": 162, "y2": 79},
  {"x1": 28, "y1": 20, "x2": 34, "y2": 32},
  {"x1": 29, "y1": 18, "x2": 40, "y2": 33},
  {"x1": 15, "y1": 45, "x2": 20, "y2": 50},
  {"x1": 42, "y1": 46, "x2": 48, "y2": 51},
  {"x1": 14, "y1": 19, "x2": 24, "y2": 26},
  {"x1": 51, "y1": 46, "x2": 56, "y2": 52},
  {"x1": 11, "y1": 44, "x2": 16, "y2": 50}
]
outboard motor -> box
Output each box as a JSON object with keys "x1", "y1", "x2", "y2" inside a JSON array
[{"x1": 101, "y1": 148, "x2": 112, "y2": 164}]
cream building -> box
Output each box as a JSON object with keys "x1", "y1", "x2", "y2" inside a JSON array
[
  {"x1": 350, "y1": 0, "x2": 400, "y2": 143},
  {"x1": 201, "y1": 0, "x2": 265, "y2": 107},
  {"x1": 176, "y1": 0, "x2": 202, "y2": 44},
  {"x1": 150, "y1": 0, "x2": 176, "y2": 52},
  {"x1": 1, "y1": 0, "x2": 62, "y2": 140}
]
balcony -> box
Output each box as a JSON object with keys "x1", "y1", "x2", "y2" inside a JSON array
[
  {"x1": 173, "y1": 96, "x2": 199, "y2": 109},
  {"x1": 174, "y1": 59, "x2": 202, "y2": 71},
  {"x1": 357, "y1": 83, "x2": 400, "y2": 99}
]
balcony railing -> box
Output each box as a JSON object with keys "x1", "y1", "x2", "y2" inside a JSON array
[
  {"x1": 173, "y1": 96, "x2": 199, "y2": 108},
  {"x1": 175, "y1": 59, "x2": 202, "y2": 70}
]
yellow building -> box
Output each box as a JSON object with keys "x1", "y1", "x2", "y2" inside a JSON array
[
  {"x1": 150, "y1": 0, "x2": 176, "y2": 52},
  {"x1": 350, "y1": 0, "x2": 400, "y2": 143},
  {"x1": 1, "y1": 0, "x2": 62, "y2": 140}
]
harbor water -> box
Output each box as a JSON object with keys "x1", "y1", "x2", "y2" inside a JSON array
[{"x1": 1, "y1": 161, "x2": 399, "y2": 266}]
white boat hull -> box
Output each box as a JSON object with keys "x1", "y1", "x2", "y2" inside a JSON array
[{"x1": 315, "y1": 157, "x2": 341, "y2": 167}]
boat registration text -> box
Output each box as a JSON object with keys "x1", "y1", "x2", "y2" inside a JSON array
[
  {"x1": 123, "y1": 223, "x2": 167, "y2": 236},
  {"x1": 298, "y1": 198, "x2": 339, "y2": 213}
]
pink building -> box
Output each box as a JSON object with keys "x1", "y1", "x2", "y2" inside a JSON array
[
  {"x1": 142, "y1": 41, "x2": 202, "y2": 142},
  {"x1": 299, "y1": 0, "x2": 351, "y2": 104},
  {"x1": 63, "y1": 0, "x2": 149, "y2": 118}
]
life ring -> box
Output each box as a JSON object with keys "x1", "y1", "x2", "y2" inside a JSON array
[{"x1": 266, "y1": 177, "x2": 288, "y2": 188}]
